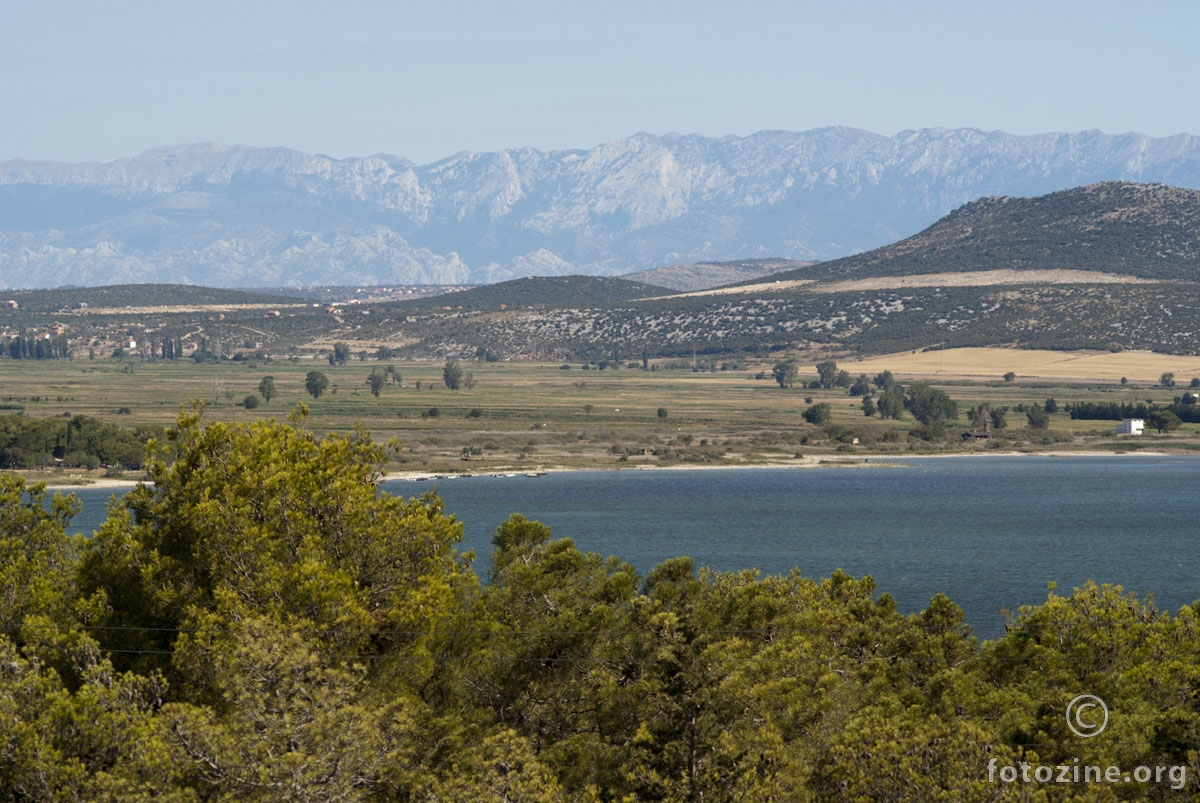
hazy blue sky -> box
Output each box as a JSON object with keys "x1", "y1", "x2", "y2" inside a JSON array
[{"x1": 4, "y1": 0, "x2": 1198, "y2": 164}]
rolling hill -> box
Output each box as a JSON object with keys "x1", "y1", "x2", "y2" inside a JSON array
[
  {"x1": 356, "y1": 182, "x2": 1200, "y2": 359},
  {"x1": 2, "y1": 284, "x2": 300, "y2": 312},
  {"x1": 7, "y1": 181, "x2": 1200, "y2": 361},
  {"x1": 392, "y1": 275, "x2": 671, "y2": 312},
  {"x1": 621, "y1": 259, "x2": 813, "y2": 292},
  {"x1": 759, "y1": 181, "x2": 1200, "y2": 284}
]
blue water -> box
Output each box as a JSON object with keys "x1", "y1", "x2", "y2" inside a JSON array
[{"x1": 56, "y1": 455, "x2": 1200, "y2": 639}]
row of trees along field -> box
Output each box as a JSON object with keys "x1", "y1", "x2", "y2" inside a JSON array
[
  {"x1": 2, "y1": 408, "x2": 1198, "y2": 800},
  {"x1": 775, "y1": 360, "x2": 1200, "y2": 435},
  {"x1": 6, "y1": 334, "x2": 70, "y2": 360}
]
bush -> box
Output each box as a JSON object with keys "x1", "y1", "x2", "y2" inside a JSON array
[
  {"x1": 657, "y1": 407, "x2": 668, "y2": 418},
  {"x1": 908, "y1": 423, "x2": 948, "y2": 442},
  {"x1": 243, "y1": 395, "x2": 260, "y2": 409},
  {"x1": 803, "y1": 403, "x2": 833, "y2": 426}
]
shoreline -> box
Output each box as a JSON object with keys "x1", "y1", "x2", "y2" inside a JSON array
[
  {"x1": 17, "y1": 475, "x2": 146, "y2": 492},
  {"x1": 376, "y1": 448, "x2": 1180, "y2": 483},
  {"x1": 12, "y1": 448, "x2": 1184, "y2": 490}
]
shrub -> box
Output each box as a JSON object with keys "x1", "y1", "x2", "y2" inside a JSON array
[
  {"x1": 803, "y1": 403, "x2": 833, "y2": 426},
  {"x1": 908, "y1": 423, "x2": 948, "y2": 441}
]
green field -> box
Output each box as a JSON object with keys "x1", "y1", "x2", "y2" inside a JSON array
[{"x1": 2, "y1": 352, "x2": 1197, "y2": 482}]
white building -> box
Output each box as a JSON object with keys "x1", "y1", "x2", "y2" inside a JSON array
[{"x1": 1117, "y1": 418, "x2": 1144, "y2": 435}]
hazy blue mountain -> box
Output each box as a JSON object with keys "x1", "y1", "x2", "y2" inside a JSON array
[{"x1": 3, "y1": 129, "x2": 1200, "y2": 288}]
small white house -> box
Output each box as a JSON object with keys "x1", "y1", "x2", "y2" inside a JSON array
[{"x1": 1117, "y1": 418, "x2": 1144, "y2": 436}]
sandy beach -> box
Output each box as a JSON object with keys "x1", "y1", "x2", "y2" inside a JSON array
[{"x1": 376, "y1": 449, "x2": 1180, "y2": 483}]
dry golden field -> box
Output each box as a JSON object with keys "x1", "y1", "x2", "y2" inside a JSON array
[{"x1": 829, "y1": 347, "x2": 1200, "y2": 384}]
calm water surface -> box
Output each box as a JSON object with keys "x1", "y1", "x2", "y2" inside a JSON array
[{"x1": 62, "y1": 455, "x2": 1200, "y2": 638}]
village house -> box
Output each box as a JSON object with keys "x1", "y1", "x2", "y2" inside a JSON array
[{"x1": 1117, "y1": 418, "x2": 1145, "y2": 435}]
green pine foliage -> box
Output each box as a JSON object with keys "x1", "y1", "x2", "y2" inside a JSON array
[{"x1": 2, "y1": 409, "x2": 1198, "y2": 800}]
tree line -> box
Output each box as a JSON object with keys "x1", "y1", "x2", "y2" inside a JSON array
[
  {"x1": 0, "y1": 413, "x2": 158, "y2": 469},
  {"x1": 5, "y1": 334, "x2": 70, "y2": 360},
  {"x1": 1, "y1": 409, "x2": 1197, "y2": 800},
  {"x1": 1066, "y1": 398, "x2": 1200, "y2": 432}
]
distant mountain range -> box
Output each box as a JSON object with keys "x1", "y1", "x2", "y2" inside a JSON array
[{"x1": 4, "y1": 128, "x2": 1200, "y2": 289}]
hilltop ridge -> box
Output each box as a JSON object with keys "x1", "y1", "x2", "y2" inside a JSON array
[{"x1": 758, "y1": 181, "x2": 1200, "y2": 284}]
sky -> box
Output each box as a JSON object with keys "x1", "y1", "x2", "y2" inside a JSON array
[{"x1": 3, "y1": 0, "x2": 1199, "y2": 165}]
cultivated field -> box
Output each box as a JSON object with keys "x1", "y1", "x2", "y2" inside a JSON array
[{"x1": 841, "y1": 347, "x2": 1200, "y2": 383}]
